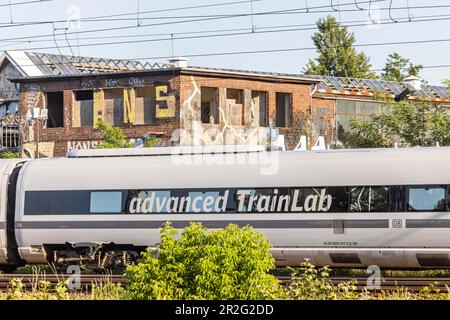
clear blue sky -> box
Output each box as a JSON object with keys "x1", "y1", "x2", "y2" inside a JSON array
[{"x1": 0, "y1": 0, "x2": 449, "y2": 85}]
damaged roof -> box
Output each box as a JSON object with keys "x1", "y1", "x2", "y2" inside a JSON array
[
  {"x1": 1, "y1": 50, "x2": 172, "y2": 77},
  {"x1": 301, "y1": 74, "x2": 449, "y2": 101},
  {"x1": 2, "y1": 50, "x2": 448, "y2": 101}
]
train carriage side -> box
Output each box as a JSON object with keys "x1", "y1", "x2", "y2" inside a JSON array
[
  {"x1": 13, "y1": 147, "x2": 450, "y2": 270},
  {"x1": 0, "y1": 159, "x2": 27, "y2": 270}
]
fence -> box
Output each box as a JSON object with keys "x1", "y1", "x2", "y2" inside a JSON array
[{"x1": 0, "y1": 115, "x2": 20, "y2": 150}]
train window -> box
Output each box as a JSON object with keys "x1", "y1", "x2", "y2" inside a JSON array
[
  {"x1": 90, "y1": 192, "x2": 123, "y2": 213},
  {"x1": 187, "y1": 191, "x2": 220, "y2": 213},
  {"x1": 408, "y1": 187, "x2": 447, "y2": 212},
  {"x1": 351, "y1": 187, "x2": 389, "y2": 212},
  {"x1": 326, "y1": 187, "x2": 350, "y2": 212},
  {"x1": 24, "y1": 191, "x2": 90, "y2": 215}
]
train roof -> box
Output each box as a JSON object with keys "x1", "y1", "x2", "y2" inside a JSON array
[
  {"x1": 65, "y1": 145, "x2": 450, "y2": 158},
  {"x1": 66, "y1": 145, "x2": 266, "y2": 158},
  {"x1": 17, "y1": 146, "x2": 450, "y2": 191}
]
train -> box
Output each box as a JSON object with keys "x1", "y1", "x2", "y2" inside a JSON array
[{"x1": 0, "y1": 144, "x2": 448, "y2": 272}]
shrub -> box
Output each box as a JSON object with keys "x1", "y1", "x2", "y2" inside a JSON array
[
  {"x1": 287, "y1": 259, "x2": 357, "y2": 300},
  {"x1": 124, "y1": 222, "x2": 285, "y2": 300},
  {"x1": 1, "y1": 151, "x2": 19, "y2": 159},
  {"x1": 95, "y1": 119, "x2": 133, "y2": 149}
]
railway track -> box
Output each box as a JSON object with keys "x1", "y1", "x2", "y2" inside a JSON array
[
  {"x1": 277, "y1": 276, "x2": 450, "y2": 292},
  {"x1": 0, "y1": 273, "x2": 449, "y2": 293},
  {"x1": 0, "y1": 273, "x2": 124, "y2": 291}
]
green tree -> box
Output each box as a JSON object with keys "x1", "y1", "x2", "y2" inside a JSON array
[
  {"x1": 443, "y1": 79, "x2": 450, "y2": 90},
  {"x1": 304, "y1": 15, "x2": 376, "y2": 79},
  {"x1": 381, "y1": 53, "x2": 423, "y2": 82},
  {"x1": 124, "y1": 223, "x2": 285, "y2": 300},
  {"x1": 344, "y1": 95, "x2": 450, "y2": 148},
  {"x1": 95, "y1": 119, "x2": 133, "y2": 149}
]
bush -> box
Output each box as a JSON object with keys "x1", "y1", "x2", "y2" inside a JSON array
[
  {"x1": 95, "y1": 119, "x2": 133, "y2": 149},
  {"x1": 124, "y1": 223, "x2": 285, "y2": 300},
  {"x1": 1, "y1": 151, "x2": 19, "y2": 159},
  {"x1": 287, "y1": 259, "x2": 357, "y2": 300}
]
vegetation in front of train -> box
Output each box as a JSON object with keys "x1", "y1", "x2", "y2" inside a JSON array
[
  {"x1": 5, "y1": 224, "x2": 450, "y2": 300},
  {"x1": 286, "y1": 260, "x2": 358, "y2": 300},
  {"x1": 1, "y1": 273, "x2": 127, "y2": 300},
  {"x1": 124, "y1": 222, "x2": 286, "y2": 300}
]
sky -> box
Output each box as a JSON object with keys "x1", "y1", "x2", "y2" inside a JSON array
[{"x1": 0, "y1": 0, "x2": 449, "y2": 85}]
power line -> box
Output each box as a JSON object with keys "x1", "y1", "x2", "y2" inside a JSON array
[
  {"x1": 2, "y1": 3, "x2": 448, "y2": 27},
  {"x1": 131, "y1": 37, "x2": 450, "y2": 60},
  {"x1": 0, "y1": 0, "x2": 386, "y2": 40},
  {"x1": 0, "y1": 0, "x2": 263, "y2": 28},
  {"x1": 3, "y1": 12, "x2": 450, "y2": 46},
  {"x1": 0, "y1": 0, "x2": 52, "y2": 7},
  {"x1": 3, "y1": 14, "x2": 450, "y2": 52}
]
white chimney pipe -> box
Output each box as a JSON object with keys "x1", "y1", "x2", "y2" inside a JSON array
[
  {"x1": 169, "y1": 57, "x2": 188, "y2": 68},
  {"x1": 404, "y1": 75, "x2": 423, "y2": 92}
]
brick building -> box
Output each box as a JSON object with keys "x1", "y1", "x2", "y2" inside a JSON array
[{"x1": 3, "y1": 50, "x2": 449, "y2": 157}]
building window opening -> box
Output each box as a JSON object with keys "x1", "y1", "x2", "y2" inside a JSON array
[
  {"x1": 45, "y1": 92, "x2": 64, "y2": 128},
  {"x1": 226, "y1": 89, "x2": 244, "y2": 126},
  {"x1": 276, "y1": 93, "x2": 292, "y2": 127},
  {"x1": 74, "y1": 90, "x2": 93, "y2": 127},
  {"x1": 251, "y1": 91, "x2": 267, "y2": 126},
  {"x1": 201, "y1": 87, "x2": 218, "y2": 124},
  {"x1": 104, "y1": 89, "x2": 124, "y2": 126},
  {"x1": 136, "y1": 87, "x2": 156, "y2": 125}
]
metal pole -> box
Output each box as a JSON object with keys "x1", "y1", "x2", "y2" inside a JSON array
[{"x1": 35, "y1": 120, "x2": 39, "y2": 159}]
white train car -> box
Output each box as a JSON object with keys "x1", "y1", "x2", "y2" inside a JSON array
[{"x1": 3, "y1": 145, "x2": 450, "y2": 270}]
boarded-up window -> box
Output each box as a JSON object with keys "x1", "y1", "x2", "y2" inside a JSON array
[
  {"x1": 251, "y1": 91, "x2": 267, "y2": 126},
  {"x1": 226, "y1": 89, "x2": 244, "y2": 126},
  {"x1": 104, "y1": 89, "x2": 124, "y2": 126},
  {"x1": 201, "y1": 87, "x2": 219, "y2": 124},
  {"x1": 45, "y1": 92, "x2": 64, "y2": 128},
  {"x1": 276, "y1": 93, "x2": 292, "y2": 127},
  {"x1": 73, "y1": 90, "x2": 93, "y2": 127},
  {"x1": 135, "y1": 87, "x2": 156, "y2": 125}
]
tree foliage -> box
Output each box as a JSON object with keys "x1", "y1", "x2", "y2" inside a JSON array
[
  {"x1": 443, "y1": 79, "x2": 450, "y2": 90},
  {"x1": 381, "y1": 52, "x2": 423, "y2": 82},
  {"x1": 95, "y1": 119, "x2": 133, "y2": 149},
  {"x1": 304, "y1": 15, "x2": 376, "y2": 79},
  {"x1": 124, "y1": 223, "x2": 285, "y2": 300},
  {"x1": 344, "y1": 95, "x2": 450, "y2": 148}
]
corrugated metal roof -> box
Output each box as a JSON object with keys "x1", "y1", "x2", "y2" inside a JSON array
[{"x1": 302, "y1": 74, "x2": 449, "y2": 100}]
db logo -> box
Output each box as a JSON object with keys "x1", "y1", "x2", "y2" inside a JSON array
[{"x1": 392, "y1": 219, "x2": 403, "y2": 228}]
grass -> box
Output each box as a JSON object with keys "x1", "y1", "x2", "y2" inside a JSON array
[{"x1": 2, "y1": 264, "x2": 450, "y2": 300}]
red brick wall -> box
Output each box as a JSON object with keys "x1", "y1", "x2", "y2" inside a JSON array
[{"x1": 19, "y1": 73, "x2": 326, "y2": 156}]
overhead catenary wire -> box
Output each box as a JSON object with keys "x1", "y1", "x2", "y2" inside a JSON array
[
  {"x1": 0, "y1": 2, "x2": 447, "y2": 49},
  {"x1": 0, "y1": 0, "x2": 387, "y2": 36},
  {"x1": 3, "y1": 11, "x2": 450, "y2": 46},
  {"x1": 3, "y1": 13, "x2": 450, "y2": 52}
]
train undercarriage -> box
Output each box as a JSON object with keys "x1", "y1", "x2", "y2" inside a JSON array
[{"x1": 43, "y1": 243, "x2": 144, "y2": 272}]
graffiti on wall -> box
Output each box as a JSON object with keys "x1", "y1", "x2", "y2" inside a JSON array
[
  {"x1": 103, "y1": 79, "x2": 120, "y2": 87},
  {"x1": 129, "y1": 77, "x2": 145, "y2": 87},
  {"x1": 180, "y1": 76, "x2": 270, "y2": 147},
  {"x1": 67, "y1": 140, "x2": 100, "y2": 151},
  {"x1": 155, "y1": 85, "x2": 176, "y2": 119}
]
